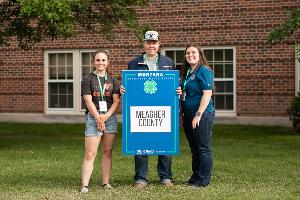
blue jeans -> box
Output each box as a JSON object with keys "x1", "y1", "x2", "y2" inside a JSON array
[
  {"x1": 84, "y1": 113, "x2": 118, "y2": 136},
  {"x1": 183, "y1": 111, "x2": 215, "y2": 187},
  {"x1": 134, "y1": 155, "x2": 172, "y2": 185}
]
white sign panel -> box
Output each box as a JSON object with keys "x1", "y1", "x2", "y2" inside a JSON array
[{"x1": 130, "y1": 106, "x2": 171, "y2": 132}]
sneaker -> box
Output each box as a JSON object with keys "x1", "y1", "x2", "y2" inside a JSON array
[
  {"x1": 134, "y1": 182, "x2": 145, "y2": 189},
  {"x1": 80, "y1": 186, "x2": 88, "y2": 193},
  {"x1": 162, "y1": 179, "x2": 173, "y2": 187},
  {"x1": 102, "y1": 183, "x2": 113, "y2": 189},
  {"x1": 164, "y1": 181, "x2": 174, "y2": 187}
]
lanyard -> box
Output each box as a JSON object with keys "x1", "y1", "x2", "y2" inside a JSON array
[
  {"x1": 96, "y1": 73, "x2": 107, "y2": 101},
  {"x1": 143, "y1": 54, "x2": 158, "y2": 70},
  {"x1": 183, "y1": 67, "x2": 198, "y2": 91}
]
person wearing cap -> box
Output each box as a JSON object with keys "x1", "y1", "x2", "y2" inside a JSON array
[
  {"x1": 128, "y1": 31, "x2": 174, "y2": 71},
  {"x1": 121, "y1": 30, "x2": 182, "y2": 188}
]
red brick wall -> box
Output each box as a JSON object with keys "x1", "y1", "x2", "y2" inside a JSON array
[
  {"x1": 0, "y1": 48, "x2": 45, "y2": 113},
  {"x1": 0, "y1": 0, "x2": 299, "y2": 116}
]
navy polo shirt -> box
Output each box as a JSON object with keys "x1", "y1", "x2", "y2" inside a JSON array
[{"x1": 181, "y1": 65, "x2": 214, "y2": 116}]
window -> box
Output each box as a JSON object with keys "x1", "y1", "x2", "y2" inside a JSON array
[
  {"x1": 165, "y1": 50, "x2": 185, "y2": 70},
  {"x1": 45, "y1": 50, "x2": 95, "y2": 114},
  {"x1": 205, "y1": 48, "x2": 235, "y2": 113},
  {"x1": 162, "y1": 47, "x2": 236, "y2": 116},
  {"x1": 47, "y1": 53, "x2": 74, "y2": 109},
  {"x1": 80, "y1": 52, "x2": 95, "y2": 110},
  {"x1": 81, "y1": 52, "x2": 95, "y2": 78}
]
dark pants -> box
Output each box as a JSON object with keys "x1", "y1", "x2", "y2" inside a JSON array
[
  {"x1": 134, "y1": 155, "x2": 172, "y2": 184},
  {"x1": 183, "y1": 111, "x2": 215, "y2": 186}
]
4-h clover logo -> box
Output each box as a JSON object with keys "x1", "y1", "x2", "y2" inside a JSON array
[{"x1": 144, "y1": 80, "x2": 157, "y2": 94}]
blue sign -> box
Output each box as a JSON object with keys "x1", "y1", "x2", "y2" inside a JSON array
[{"x1": 122, "y1": 70, "x2": 180, "y2": 155}]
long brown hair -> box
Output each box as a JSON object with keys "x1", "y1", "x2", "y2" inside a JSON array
[
  {"x1": 181, "y1": 44, "x2": 210, "y2": 79},
  {"x1": 92, "y1": 49, "x2": 111, "y2": 75}
]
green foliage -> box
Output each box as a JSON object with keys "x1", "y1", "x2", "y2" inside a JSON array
[
  {"x1": 287, "y1": 92, "x2": 300, "y2": 132},
  {"x1": 267, "y1": 8, "x2": 300, "y2": 43},
  {"x1": 289, "y1": 92, "x2": 300, "y2": 111},
  {"x1": 267, "y1": 6, "x2": 300, "y2": 62},
  {"x1": 0, "y1": 0, "x2": 150, "y2": 49},
  {"x1": 296, "y1": 44, "x2": 300, "y2": 60},
  {"x1": 269, "y1": 3, "x2": 300, "y2": 131}
]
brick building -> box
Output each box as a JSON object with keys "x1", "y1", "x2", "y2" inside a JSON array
[{"x1": 0, "y1": 0, "x2": 299, "y2": 125}]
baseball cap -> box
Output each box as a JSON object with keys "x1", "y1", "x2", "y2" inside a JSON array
[{"x1": 144, "y1": 30, "x2": 159, "y2": 41}]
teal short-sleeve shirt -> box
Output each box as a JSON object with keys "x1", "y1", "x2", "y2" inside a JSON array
[{"x1": 181, "y1": 65, "x2": 214, "y2": 115}]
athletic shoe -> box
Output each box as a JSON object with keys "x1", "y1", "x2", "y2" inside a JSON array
[
  {"x1": 102, "y1": 183, "x2": 113, "y2": 189},
  {"x1": 80, "y1": 186, "x2": 88, "y2": 193}
]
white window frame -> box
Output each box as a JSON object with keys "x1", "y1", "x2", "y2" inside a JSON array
[
  {"x1": 161, "y1": 46, "x2": 236, "y2": 117},
  {"x1": 45, "y1": 49, "x2": 94, "y2": 115},
  {"x1": 79, "y1": 50, "x2": 96, "y2": 112}
]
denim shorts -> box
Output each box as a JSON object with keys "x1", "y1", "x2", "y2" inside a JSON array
[{"x1": 84, "y1": 113, "x2": 118, "y2": 137}]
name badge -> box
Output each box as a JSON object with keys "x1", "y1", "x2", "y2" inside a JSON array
[
  {"x1": 99, "y1": 101, "x2": 108, "y2": 112},
  {"x1": 182, "y1": 91, "x2": 186, "y2": 101}
]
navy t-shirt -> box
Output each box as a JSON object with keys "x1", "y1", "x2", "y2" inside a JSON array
[{"x1": 181, "y1": 65, "x2": 214, "y2": 116}]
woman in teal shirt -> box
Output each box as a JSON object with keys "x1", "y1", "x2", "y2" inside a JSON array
[{"x1": 181, "y1": 44, "x2": 215, "y2": 187}]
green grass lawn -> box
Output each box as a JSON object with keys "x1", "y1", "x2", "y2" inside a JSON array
[{"x1": 0, "y1": 123, "x2": 299, "y2": 200}]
